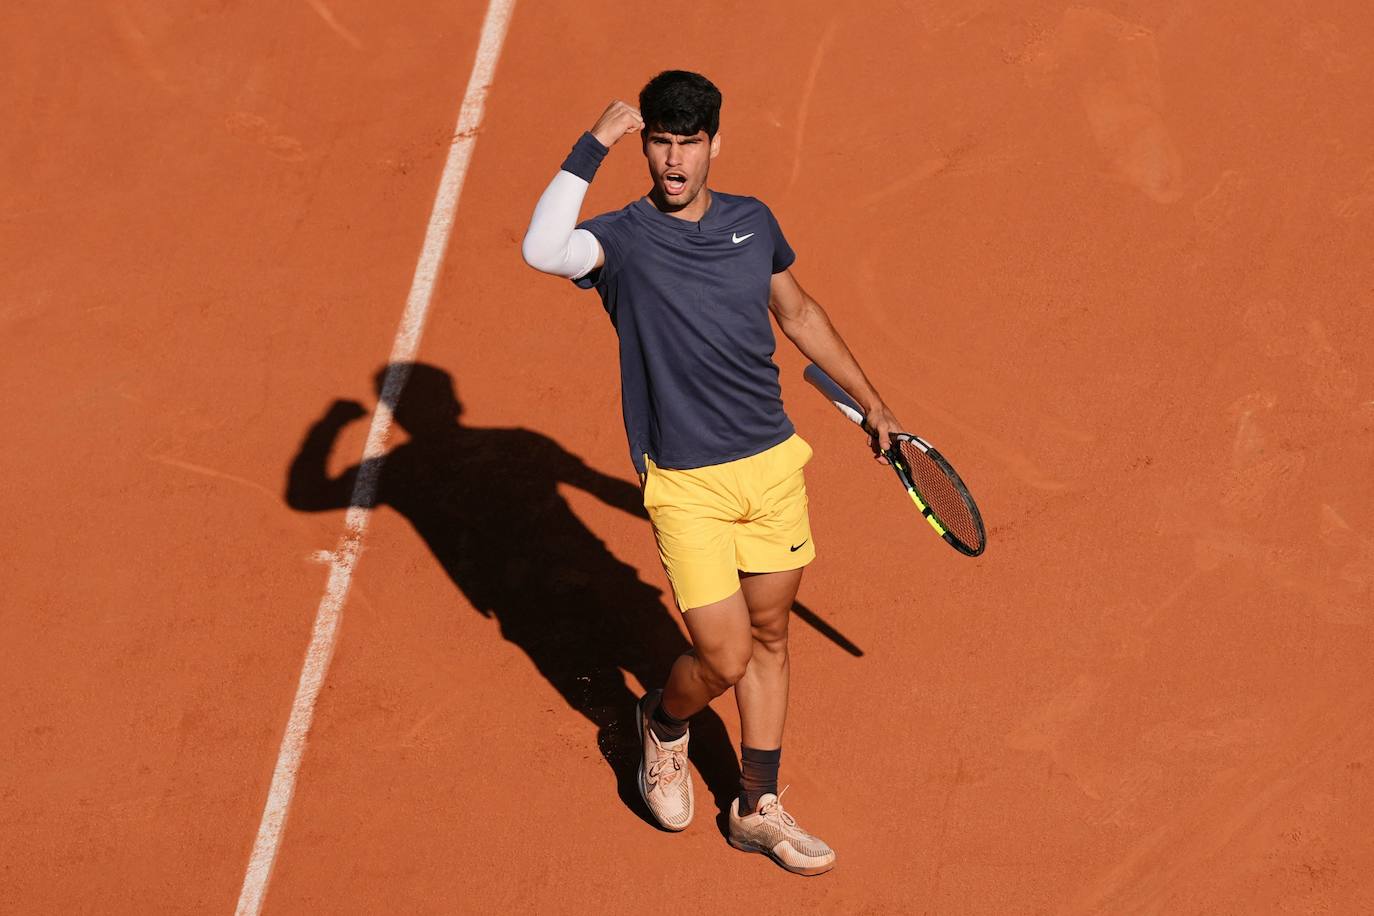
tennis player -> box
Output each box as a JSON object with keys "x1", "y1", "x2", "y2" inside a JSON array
[{"x1": 521, "y1": 70, "x2": 898, "y2": 876}]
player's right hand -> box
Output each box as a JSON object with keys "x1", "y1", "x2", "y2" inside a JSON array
[
  {"x1": 865, "y1": 402, "x2": 901, "y2": 465},
  {"x1": 590, "y1": 100, "x2": 644, "y2": 148}
]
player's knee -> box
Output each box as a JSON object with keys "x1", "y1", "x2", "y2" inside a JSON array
[
  {"x1": 750, "y1": 612, "x2": 790, "y2": 658},
  {"x1": 700, "y1": 645, "x2": 752, "y2": 692},
  {"x1": 752, "y1": 626, "x2": 788, "y2": 660}
]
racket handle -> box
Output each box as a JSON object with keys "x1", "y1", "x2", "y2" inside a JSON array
[{"x1": 803, "y1": 364, "x2": 868, "y2": 429}]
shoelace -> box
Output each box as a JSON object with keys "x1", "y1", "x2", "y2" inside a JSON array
[
  {"x1": 647, "y1": 743, "x2": 685, "y2": 789},
  {"x1": 757, "y1": 785, "x2": 798, "y2": 828}
]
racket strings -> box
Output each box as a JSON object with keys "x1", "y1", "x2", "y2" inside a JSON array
[{"x1": 897, "y1": 440, "x2": 982, "y2": 549}]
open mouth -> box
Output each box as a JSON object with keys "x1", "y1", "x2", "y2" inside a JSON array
[{"x1": 663, "y1": 172, "x2": 687, "y2": 195}]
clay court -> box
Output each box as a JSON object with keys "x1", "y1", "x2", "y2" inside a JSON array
[{"x1": 3, "y1": 1, "x2": 1372, "y2": 912}]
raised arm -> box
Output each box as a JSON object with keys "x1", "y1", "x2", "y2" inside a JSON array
[
  {"x1": 520, "y1": 100, "x2": 643, "y2": 278},
  {"x1": 768, "y1": 270, "x2": 901, "y2": 459}
]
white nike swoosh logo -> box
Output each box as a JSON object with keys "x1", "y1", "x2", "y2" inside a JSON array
[{"x1": 732, "y1": 232, "x2": 755, "y2": 244}]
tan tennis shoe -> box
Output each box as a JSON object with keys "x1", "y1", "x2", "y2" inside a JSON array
[
  {"x1": 635, "y1": 690, "x2": 694, "y2": 830},
  {"x1": 728, "y1": 788, "x2": 835, "y2": 875}
]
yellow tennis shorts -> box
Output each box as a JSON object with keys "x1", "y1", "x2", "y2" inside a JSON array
[{"x1": 643, "y1": 434, "x2": 816, "y2": 611}]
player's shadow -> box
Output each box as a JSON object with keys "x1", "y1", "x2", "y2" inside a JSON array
[{"x1": 284, "y1": 362, "x2": 741, "y2": 828}]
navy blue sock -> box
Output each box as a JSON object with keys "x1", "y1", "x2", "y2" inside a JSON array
[
  {"x1": 649, "y1": 695, "x2": 690, "y2": 743},
  {"x1": 738, "y1": 745, "x2": 782, "y2": 815}
]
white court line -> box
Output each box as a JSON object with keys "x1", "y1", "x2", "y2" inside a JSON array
[{"x1": 234, "y1": 2, "x2": 516, "y2": 913}]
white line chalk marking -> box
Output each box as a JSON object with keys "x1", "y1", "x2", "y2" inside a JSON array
[{"x1": 234, "y1": 2, "x2": 516, "y2": 913}]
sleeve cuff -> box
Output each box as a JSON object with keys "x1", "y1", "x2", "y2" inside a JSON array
[{"x1": 560, "y1": 132, "x2": 611, "y2": 183}]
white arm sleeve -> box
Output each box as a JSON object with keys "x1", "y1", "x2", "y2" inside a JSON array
[{"x1": 521, "y1": 170, "x2": 603, "y2": 280}]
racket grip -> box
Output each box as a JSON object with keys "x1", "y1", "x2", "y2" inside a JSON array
[{"x1": 803, "y1": 364, "x2": 868, "y2": 428}]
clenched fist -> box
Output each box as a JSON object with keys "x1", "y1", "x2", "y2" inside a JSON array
[
  {"x1": 590, "y1": 100, "x2": 645, "y2": 148},
  {"x1": 864, "y1": 402, "x2": 902, "y2": 464}
]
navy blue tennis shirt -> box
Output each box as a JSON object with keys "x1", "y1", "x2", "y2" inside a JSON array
[{"x1": 563, "y1": 134, "x2": 797, "y2": 475}]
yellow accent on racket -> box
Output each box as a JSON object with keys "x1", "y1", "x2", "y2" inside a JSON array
[{"x1": 907, "y1": 489, "x2": 947, "y2": 535}]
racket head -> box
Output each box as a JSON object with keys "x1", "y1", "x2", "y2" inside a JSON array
[{"x1": 885, "y1": 433, "x2": 986, "y2": 557}]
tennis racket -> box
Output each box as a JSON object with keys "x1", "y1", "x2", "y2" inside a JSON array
[{"x1": 804, "y1": 364, "x2": 986, "y2": 557}]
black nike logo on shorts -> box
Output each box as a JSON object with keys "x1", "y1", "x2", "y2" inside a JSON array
[{"x1": 790, "y1": 539, "x2": 808, "y2": 552}]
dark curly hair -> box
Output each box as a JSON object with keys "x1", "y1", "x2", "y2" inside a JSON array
[{"x1": 638, "y1": 70, "x2": 722, "y2": 138}]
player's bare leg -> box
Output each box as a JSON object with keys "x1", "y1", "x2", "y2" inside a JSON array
[
  {"x1": 638, "y1": 590, "x2": 751, "y2": 830},
  {"x1": 734, "y1": 568, "x2": 800, "y2": 749},
  {"x1": 727, "y1": 567, "x2": 835, "y2": 875},
  {"x1": 661, "y1": 589, "x2": 753, "y2": 718}
]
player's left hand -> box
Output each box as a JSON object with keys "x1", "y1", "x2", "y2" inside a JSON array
[{"x1": 865, "y1": 403, "x2": 901, "y2": 464}]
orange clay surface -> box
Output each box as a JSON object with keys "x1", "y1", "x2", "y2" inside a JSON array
[{"x1": 3, "y1": 1, "x2": 1373, "y2": 913}]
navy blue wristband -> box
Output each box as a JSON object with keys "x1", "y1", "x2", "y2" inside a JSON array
[{"x1": 561, "y1": 131, "x2": 610, "y2": 182}]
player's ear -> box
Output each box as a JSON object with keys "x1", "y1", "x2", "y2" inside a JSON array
[{"x1": 709, "y1": 132, "x2": 721, "y2": 159}]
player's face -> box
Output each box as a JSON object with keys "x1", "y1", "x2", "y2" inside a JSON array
[{"x1": 643, "y1": 129, "x2": 720, "y2": 210}]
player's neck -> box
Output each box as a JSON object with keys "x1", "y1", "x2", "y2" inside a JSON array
[{"x1": 649, "y1": 186, "x2": 712, "y2": 223}]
